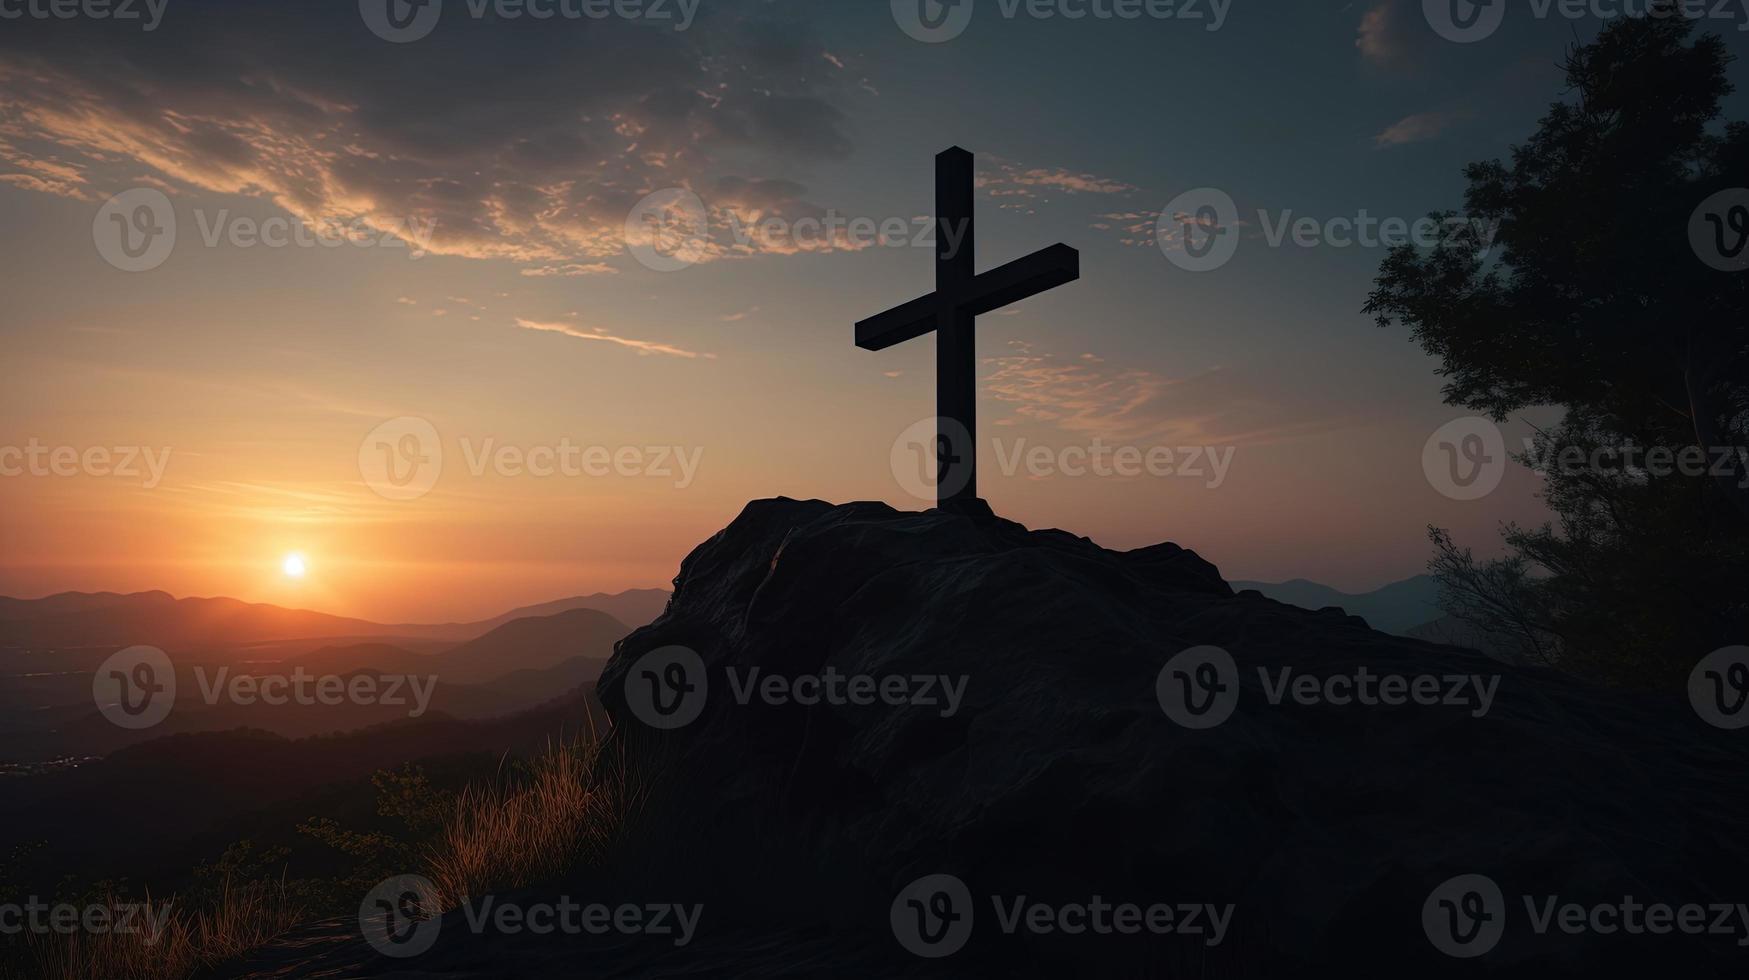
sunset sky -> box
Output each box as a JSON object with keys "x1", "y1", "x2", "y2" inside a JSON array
[{"x1": 3, "y1": 0, "x2": 1746, "y2": 622}]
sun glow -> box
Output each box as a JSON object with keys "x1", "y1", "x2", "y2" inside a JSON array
[{"x1": 281, "y1": 553, "x2": 308, "y2": 579}]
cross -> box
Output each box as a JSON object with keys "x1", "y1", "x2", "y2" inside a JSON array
[{"x1": 856, "y1": 147, "x2": 1081, "y2": 505}]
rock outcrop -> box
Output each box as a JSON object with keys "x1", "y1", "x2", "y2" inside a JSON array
[{"x1": 217, "y1": 498, "x2": 1749, "y2": 977}]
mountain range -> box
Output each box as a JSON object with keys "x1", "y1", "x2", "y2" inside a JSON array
[
  {"x1": 0, "y1": 587, "x2": 670, "y2": 650},
  {"x1": 0, "y1": 589, "x2": 670, "y2": 764},
  {"x1": 1229, "y1": 574, "x2": 1443, "y2": 636}
]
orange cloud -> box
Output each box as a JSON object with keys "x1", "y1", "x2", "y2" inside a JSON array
[{"x1": 513, "y1": 319, "x2": 716, "y2": 360}]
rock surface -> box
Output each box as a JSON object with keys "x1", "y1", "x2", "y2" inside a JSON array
[{"x1": 219, "y1": 498, "x2": 1749, "y2": 977}]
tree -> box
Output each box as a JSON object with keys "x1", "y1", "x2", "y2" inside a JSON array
[{"x1": 1365, "y1": 9, "x2": 1748, "y2": 687}]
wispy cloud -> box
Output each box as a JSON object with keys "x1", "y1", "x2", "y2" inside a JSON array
[
  {"x1": 513, "y1": 318, "x2": 716, "y2": 360},
  {"x1": 1356, "y1": 2, "x2": 1409, "y2": 66},
  {"x1": 1373, "y1": 108, "x2": 1467, "y2": 147},
  {"x1": 0, "y1": 3, "x2": 857, "y2": 272},
  {"x1": 520, "y1": 263, "x2": 620, "y2": 278},
  {"x1": 983, "y1": 341, "x2": 1350, "y2": 445},
  {"x1": 978, "y1": 160, "x2": 1136, "y2": 201}
]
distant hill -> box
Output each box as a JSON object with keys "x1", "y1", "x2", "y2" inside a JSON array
[
  {"x1": 419, "y1": 589, "x2": 670, "y2": 635},
  {"x1": 0, "y1": 591, "x2": 414, "y2": 649},
  {"x1": 1229, "y1": 575, "x2": 1443, "y2": 635},
  {"x1": 0, "y1": 609, "x2": 632, "y2": 763},
  {"x1": 0, "y1": 686, "x2": 604, "y2": 895},
  {"x1": 422, "y1": 607, "x2": 627, "y2": 684},
  {"x1": 0, "y1": 588, "x2": 671, "y2": 651}
]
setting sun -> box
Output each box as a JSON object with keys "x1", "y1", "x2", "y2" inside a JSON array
[{"x1": 281, "y1": 553, "x2": 307, "y2": 579}]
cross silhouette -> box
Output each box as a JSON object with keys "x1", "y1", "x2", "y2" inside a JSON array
[{"x1": 856, "y1": 147, "x2": 1081, "y2": 505}]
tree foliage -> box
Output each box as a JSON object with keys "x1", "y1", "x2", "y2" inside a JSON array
[{"x1": 1366, "y1": 10, "x2": 1748, "y2": 686}]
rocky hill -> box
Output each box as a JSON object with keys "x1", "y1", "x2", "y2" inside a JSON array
[{"x1": 215, "y1": 498, "x2": 1749, "y2": 977}]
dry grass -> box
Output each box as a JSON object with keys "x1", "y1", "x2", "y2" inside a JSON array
[
  {"x1": 5, "y1": 877, "x2": 305, "y2": 980},
  {"x1": 6, "y1": 727, "x2": 637, "y2": 979},
  {"x1": 424, "y1": 729, "x2": 645, "y2": 911}
]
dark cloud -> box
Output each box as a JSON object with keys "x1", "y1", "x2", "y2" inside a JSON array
[{"x1": 0, "y1": 0, "x2": 856, "y2": 265}]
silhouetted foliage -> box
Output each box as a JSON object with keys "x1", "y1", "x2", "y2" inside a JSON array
[{"x1": 1366, "y1": 10, "x2": 1749, "y2": 686}]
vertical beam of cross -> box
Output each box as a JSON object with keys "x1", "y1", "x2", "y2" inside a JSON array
[
  {"x1": 855, "y1": 147, "x2": 1081, "y2": 508},
  {"x1": 935, "y1": 147, "x2": 977, "y2": 504}
]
